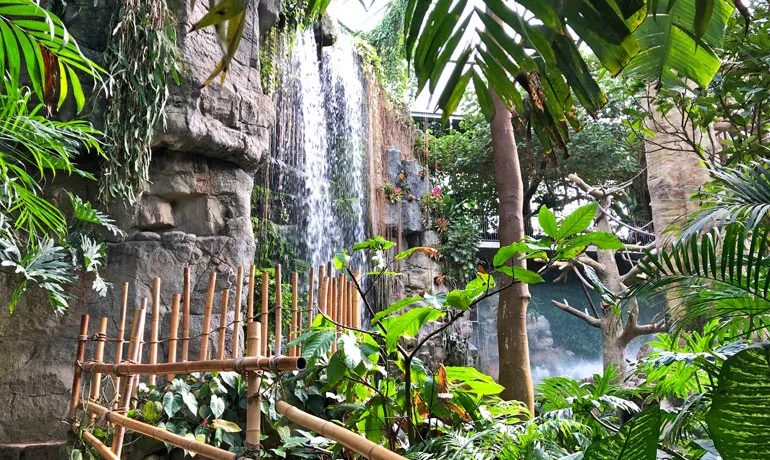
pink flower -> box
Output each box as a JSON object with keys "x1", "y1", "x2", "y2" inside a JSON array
[
  {"x1": 394, "y1": 187, "x2": 402, "y2": 195},
  {"x1": 432, "y1": 186, "x2": 442, "y2": 196}
]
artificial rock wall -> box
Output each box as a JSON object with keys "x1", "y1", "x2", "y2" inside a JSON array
[{"x1": 0, "y1": 0, "x2": 277, "y2": 446}]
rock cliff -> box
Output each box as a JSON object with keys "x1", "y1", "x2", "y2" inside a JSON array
[{"x1": 0, "y1": 0, "x2": 277, "y2": 446}]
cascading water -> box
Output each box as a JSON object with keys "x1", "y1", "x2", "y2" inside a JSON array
[{"x1": 266, "y1": 31, "x2": 369, "y2": 269}]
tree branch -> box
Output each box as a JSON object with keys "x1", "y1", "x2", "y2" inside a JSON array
[
  {"x1": 573, "y1": 266, "x2": 601, "y2": 319},
  {"x1": 551, "y1": 299, "x2": 601, "y2": 328}
]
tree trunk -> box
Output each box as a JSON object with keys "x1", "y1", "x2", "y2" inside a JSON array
[
  {"x1": 490, "y1": 88, "x2": 534, "y2": 412},
  {"x1": 644, "y1": 90, "x2": 712, "y2": 319},
  {"x1": 594, "y1": 195, "x2": 628, "y2": 375}
]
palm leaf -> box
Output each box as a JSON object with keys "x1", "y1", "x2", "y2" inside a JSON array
[
  {"x1": 685, "y1": 159, "x2": 770, "y2": 238},
  {"x1": 629, "y1": 223, "x2": 770, "y2": 333},
  {"x1": 0, "y1": 0, "x2": 104, "y2": 111}
]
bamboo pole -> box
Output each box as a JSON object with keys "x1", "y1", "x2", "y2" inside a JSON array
[
  {"x1": 217, "y1": 288, "x2": 230, "y2": 360},
  {"x1": 81, "y1": 355, "x2": 306, "y2": 376},
  {"x1": 338, "y1": 274, "x2": 345, "y2": 331},
  {"x1": 148, "y1": 277, "x2": 161, "y2": 386},
  {"x1": 347, "y1": 279, "x2": 353, "y2": 329},
  {"x1": 246, "y1": 322, "x2": 261, "y2": 449},
  {"x1": 318, "y1": 276, "x2": 329, "y2": 316},
  {"x1": 82, "y1": 430, "x2": 119, "y2": 460},
  {"x1": 232, "y1": 266, "x2": 244, "y2": 358},
  {"x1": 88, "y1": 317, "x2": 109, "y2": 423},
  {"x1": 353, "y1": 270, "x2": 361, "y2": 329},
  {"x1": 87, "y1": 401, "x2": 236, "y2": 460},
  {"x1": 199, "y1": 272, "x2": 217, "y2": 361},
  {"x1": 327, "y1": 261, "x2": 333, "y2": 279},
  {"x1": 67, "y1": 314, "x2": 90, "y2": 420},
  {"x1": 113, "y1": 282, "x2": 128, "y2": 407},
  {"x1": 274, "y1": 264, "x2": 282, "y2": 356},
  {"x1": 330, "y1": 278, "x2": 337, "y2": 353},
  {"x1": 289, "y1": 272, "x2": 298, "y2": 357},
  {"x1": 167, "y1": 294, "x2": 181, "y2": 382},
  {"x1": 181, "y1": 266, "x2": 191, "y2": 362},
  {"x1": 260, "y1": 271, "x2": 269, "y2": 356},
  {"x1": 112, "y1": 298, "x2": 147, "y2": 456},
  {"x1": 303, "y1": 267, "x2": 314, "y2": 357},
  {"x1": 276, "y1": 401, "x2": 406, "y2": 460},
  {"x1": 247, "y1": 264, "x2": 256, "y2": 323}
]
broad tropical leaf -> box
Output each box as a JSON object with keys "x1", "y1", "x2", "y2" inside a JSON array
[
  {"x1": 584, "y1": 406, "x2": 661, "y2": 460},
  {"x1": 707, "y1": 344, "x2": 770, "y2": 460},
  {"x1": 624, "y1": 0, "x2": 733, "y2": 88}
]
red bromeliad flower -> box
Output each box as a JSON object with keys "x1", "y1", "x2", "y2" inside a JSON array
[{"x1": 432, "y1": 186, "x2": 442, "y2": 196}]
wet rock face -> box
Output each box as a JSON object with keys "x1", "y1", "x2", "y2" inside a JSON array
[{"x1": 0, "y1": 0, "x2": 277, "y2": 444}]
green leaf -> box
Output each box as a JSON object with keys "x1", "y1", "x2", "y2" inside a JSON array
[
  {"x1": 210, "y1": 394, "x2": 225, "y2": 418},
  {"x1": 162, "y1": 392, "x2": 184, "y2": 418},
  {"x1": 584, "y1": 406, "x2": 661, "y2": 460},
  {"x1": 142, "y1": 400, "x2": 163, "y2": 424},
  {"x1": 693, "y1": 0, "x2": 715, "y2": 42},
  {"x1": 327, "y1": 351, "x2": 346, "y2": 386},
  {"x1": 538, "y1": 206, "x2": 558, "y2": 238},
  {"x1": 372, "y1": 296, "x2": 423, "y2": 323},
  {"x1": 385, "y1": 307, "x2": 445, "y2": 352},
  {"x1": 494, "y1": 242, "x2": 529, "y2": 268},
  {"x1": 624, "y1": 0, "x2": 733, "y2": 88},
  {"x1": 566, "y1": 232, "x2": 625, "y2": 250},
  {"x1": 558, "y1": 202, "x2": 598, "y2": 239},
  {"x1": 294, "y1": 330, "x2": 335, "y2": 358},
  {"x1": 473, "y1": 71, "x2": 495, "y2": 123},
  {"x1": 340, "y1": 333, "x2": 363, "y2": 370},
  {"x1": 181, "y1": 390, "x2": 198, "y2": 416},
  {"x1": 707, "y1": 344, "x2": 770, "y2": 460},
  {"x1": 445, "y1": 366, "x2": 504, "y2": 395},
  {"x1": 496, "y1": 266, "x2": 545, "y2": 284}
]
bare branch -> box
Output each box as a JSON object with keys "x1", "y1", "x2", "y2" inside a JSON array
[
  {"x1": 551, "y1": 299, "x2": 601, "y2": 328},
  {"x1": 572, "y1": 265, "x2": 601, "y2": 319}
]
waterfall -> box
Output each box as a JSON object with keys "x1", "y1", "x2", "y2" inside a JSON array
[{"x1": 267, "y1": 31, "x2": 369, "y2": 269}]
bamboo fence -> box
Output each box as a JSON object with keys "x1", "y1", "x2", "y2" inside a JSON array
[{"x1": 66, "y1": 262, "x2": 405, "y2": 460}]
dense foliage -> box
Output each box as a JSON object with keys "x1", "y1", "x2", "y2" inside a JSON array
[{"x1": 0, "y1": 1, "x2": 120, "y2": 312}]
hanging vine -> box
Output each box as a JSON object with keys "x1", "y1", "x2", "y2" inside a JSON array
[{"x1": 100, "y1": 0, "x2": 180, "y2": 203}]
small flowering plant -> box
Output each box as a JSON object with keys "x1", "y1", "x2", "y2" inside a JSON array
[
  {"x1": 435, "y1": 217, "x2": 449, "y2": 234},
  {"x1": 420, "y1": 185, "x2": 444, "y2": 213},
  {"x1": 383, "y1": 182, "x2": 404, "y2": 203}
]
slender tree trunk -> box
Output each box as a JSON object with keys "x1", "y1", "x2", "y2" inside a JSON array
[{"x1": 490, "y1": 89, "x2": 534, "y2": 412}]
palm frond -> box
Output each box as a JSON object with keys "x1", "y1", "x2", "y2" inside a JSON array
[
  {"x1": 0, "y1": 0, "x2": 104, "y2": 111},
  {"x1": 686, "y1": 159, "x2": 770, "y2": 238},
  {"x1": 629, "y1": 223, "x2": 770, "y2": 333}
]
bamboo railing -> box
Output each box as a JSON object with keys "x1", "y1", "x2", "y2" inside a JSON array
[{"x1": 67, "y1": 262, "x2": 405, "y2": 460}]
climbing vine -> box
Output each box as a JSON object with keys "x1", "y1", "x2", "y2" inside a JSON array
[{"x1": 100, "y1": 0, "x2": 180, "y2": 203}]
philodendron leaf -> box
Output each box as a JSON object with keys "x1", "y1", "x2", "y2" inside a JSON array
[
  {"x1": 162, "y1": 392, "x2": 184, "y2": 418},
  {"x1": 707, "y1": 344, "x2": 770, "y2": 460},
  {"x1": 584, "y1": 406, "x2": 661, "y2": 460},
  {"x1": 210, "y1": 393, "x2": 225, "y2": 418}
]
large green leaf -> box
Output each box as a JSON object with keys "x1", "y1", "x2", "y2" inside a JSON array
[
  {"x1": 385, "y1": 306, "x2": 445, "y2": 352},
  {"x1": 706, "y1": 344, "x2": 770, "y2": 460},
  {"x1": 624, "y1": 0, "x2": 733, "y2": 88},
  {"x1": 584, "y1": 406, "x2": 661, "y2": 460}
]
